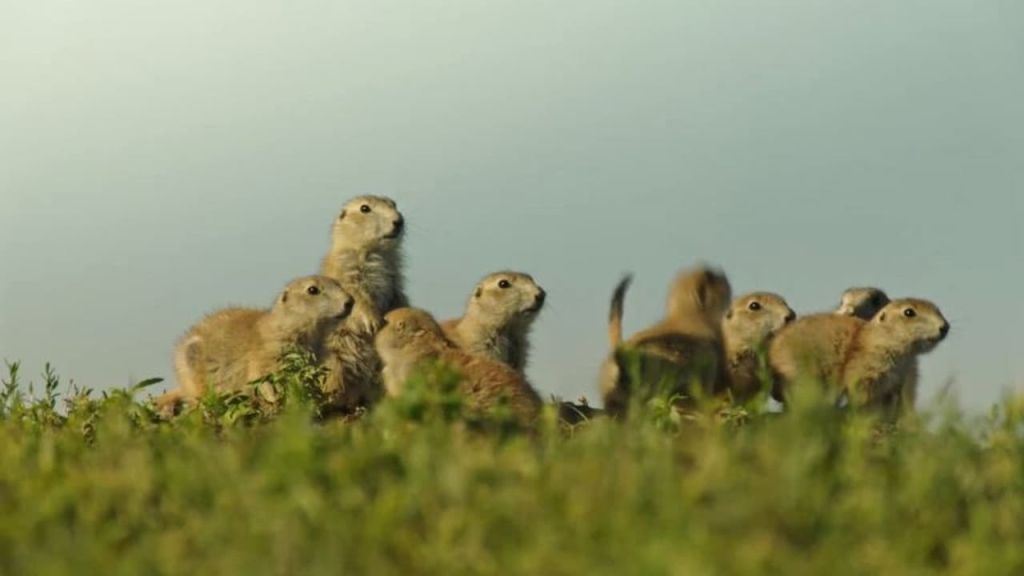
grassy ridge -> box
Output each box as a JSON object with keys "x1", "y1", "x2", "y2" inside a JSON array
[{"x1": 1, "y1": 360, "x2": 1023, "y2": 575}]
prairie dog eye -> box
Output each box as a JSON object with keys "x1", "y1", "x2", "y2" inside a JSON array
[
  {"x1": 903, "y1": 308, "x2": 917, "y2": 318},
  {"x1": 307, "y1": 286, "x2": 321, "y2": 296},
  {"x1": 747, "y1": 301, "x2": 762, "y2": 311},
  {"x1": 498, "y1": 280, "x2": 511, "y2": 289},
  {"x1": 360, "y1": 204, "x2": 372, "y2": 214}
]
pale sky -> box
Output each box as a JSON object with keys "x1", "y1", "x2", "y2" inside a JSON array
[{"x1": 2, "y1": 0, "x2": 1022, "y2": 410}]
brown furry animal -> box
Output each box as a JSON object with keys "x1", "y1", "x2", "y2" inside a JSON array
[
  {"x1": 770, "y1": 298, "x2": 949, "y2": 411},
  {"x1": 318, "y1": 195, "x2": 409, "y2": 413},
  {"x1": 157, "y1": 276, "x2": 354, "y2": 411},
  {"x1": 836, "y1": 287, "x2": 890, "y2": 320},
  {"x1": 599, "y1": 266, "x2": 733, "y2": 416},
  {"x1": 375, "y1": 307, "x2": 544, "y2": 424},
  {"x1": 441, "y1": 271, "x2": 546, "y2": 373},
  {"x1": 720, "y1": 292, "x2": 796, "y2": 403}
]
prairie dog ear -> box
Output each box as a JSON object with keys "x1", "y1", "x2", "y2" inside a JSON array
[
  {"x1": 338, "y1": 209, "x2": 347, "y2": 220},
  {"x1": 878, "y1": 312, "x2": 887, "y2": 322},
  {"x1": 280, "y1": 290, "x2": 289, "y2": 304},
  {"x1": 698, "y1": 282, "x2": 711, "y2": 309},
  {"x1": 725, "y1": 309, "x2": 734, "y2": 320},
  {"x1": 474, "y1": 288, "x2": 483, "y2": 299}
]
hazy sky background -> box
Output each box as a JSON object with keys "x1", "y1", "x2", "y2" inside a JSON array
[{"x1": 2, "y1": 1, "x2": 1022, "y2": 410}]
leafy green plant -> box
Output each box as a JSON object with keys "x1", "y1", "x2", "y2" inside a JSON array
[{"x1": 1, "y1": 359, "x2": 1023, "y2": 576}]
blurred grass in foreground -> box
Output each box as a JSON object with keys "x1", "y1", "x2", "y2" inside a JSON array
[{"x1": 1, "y1": 357, "x2": 1023, "y2": 576}]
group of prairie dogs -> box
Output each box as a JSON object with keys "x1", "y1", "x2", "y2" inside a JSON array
[{"x1": 158, "y1": 195, "x2": 950, "y2": 423}]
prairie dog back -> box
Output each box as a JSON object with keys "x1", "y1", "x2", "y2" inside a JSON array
[{"x1": 768, "y1": 313, "x2": 864, "y2": 401}]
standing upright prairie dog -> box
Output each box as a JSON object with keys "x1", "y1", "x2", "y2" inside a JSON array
[
  {"x1": 720, "y1": 292, "x2": 796, "y2": 403},
  {"x1": 319, "y1": 195, "x2": 408, "y2": 330},
  {"x1": 836, "y1": 287, "x2": 890, "y2": 320},
  {"x1": 318, "y1": 195, "x2": 408, "y2": 412},
  {"x1": 599, "y1": 265, "x2": 733, "y2": 416},
  {"x1": 375, "y1": 308, "x2": 544, "y2": 423},
  {"x1": 769, "y1": 298, "x2": 949, "y2": 409},
  {"x1": 159, "y1": 276, "x2": 354, "y2": 409},
  {"x1": 441, "y1": 271, "x2": 546, "y2": 373}
]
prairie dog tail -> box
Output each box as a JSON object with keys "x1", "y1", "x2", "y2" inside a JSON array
[
  {"x1": 173, "y1": 334, "x2": 204, "y2": 398},
  {"x1": 608, "y1": 274, "x2": 633, "y2": 349}
]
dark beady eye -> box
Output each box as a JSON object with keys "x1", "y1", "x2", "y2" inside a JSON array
[
  {"x1": 360, "y1": 204, "x2": 372, "y2": 214},
  {"x1": 748, "y1": 301, "x2": 762, "y2": 311},
  {"x1": 498, "y1": 280, "x2": 511, "y2": 289},
  {"x1": 903, "y1": 308, "x2": 916, "y2": 318},
  {"x1": 307, "y1": 286, "x2": 321, "y2": 296}
]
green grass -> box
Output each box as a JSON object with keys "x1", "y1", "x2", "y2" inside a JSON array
[{"x1": 1, "y1": 358, "x2": 1023, "y2": 575}]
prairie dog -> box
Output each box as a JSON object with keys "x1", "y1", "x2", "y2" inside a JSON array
[
  {"x1": 836, "y1": 287, "x2": 890, "y2": 320},
  {"x1": 599, "y1": 266, "x2": 733, "y2": 416},
  {"x1": 319, "y1": 195, "x2": 408, "y2": 331},
  {"x1": 769, "y1": 298, "x2": 949, "y2": 409},
  {"x1": 160, "y1": 276, "x2": 354, "y2": 408},
  {"x1": 441, "y1": 271, "x2": 546, "y2": 372},
  {"x1": 721, "y1": 292, "x2": 796, "y2": 403},
  {"x1": 318, "y1": 195, "x2": 408, "y2": 412},
  {"x1": 375, "y1": 308, "x2": 543, "y2": 423},
  {"x1": 842, "y1": 298, "x2": 949, "y2": 408}
]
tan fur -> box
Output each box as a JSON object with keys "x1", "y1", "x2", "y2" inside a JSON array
[
  {"x1": 441, "y1": 271, "x2": 546, "y2": 373},
  {"x1": 841, "y1": 298, "x2": 948, "y2": 409},
  {"x1": 157, "y1": 276, "x2": 354, "y2": 412},
  {"x1": 836, "y1": 287, "x2": 890, "y2": 320},
  {"x1": 318, "y1": 195, "x2": 409, "y2": 413},
  {"x1": 721, "y1": 292, "x2": 795, "y2": 403},
  {"x1": 599, "y1": 265, "x2": 733, "y2": 416},
  {"x1": 769, "y1": 314, "x2": 864, "y2": 401},
  {"x1": 376, "y1": 308, "x2": 543, "y2": 423},
  {"x1": 770, "y1": 298, "x2": 949, "y2": 411}
]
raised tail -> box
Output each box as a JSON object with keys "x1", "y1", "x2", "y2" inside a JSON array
[{"x1": 608, "y1": 274, "x2": 633, "y2": 349}]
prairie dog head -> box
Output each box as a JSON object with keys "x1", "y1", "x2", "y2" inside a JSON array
[
  {"x1": 870, "y1": 298, "x2": 950, "y2": 355},
  {"x1": 376, "y1": 308, "x2": 451, "y2": 397},
  {"x1": 330, "y1": 195, "x2": 405, "y2": 251},
  {"x1": 375, "y1": 308, "x2": 449, "y2": 360},
  {"x1": 723, "y1": 292, "x2": 796, "y2": 351},
  {"x1": 836, "y1": 287, "x2": 890, "y2": 320},
  {"x1": 465, "y1": 271, "x2": 546, "y2": 328},
  {"x1": 272, "y1": 276, "x2": 355, "y2": 334},
  {"x1": 666, "y1": 265, "x2": 733, "y2": 326}
]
